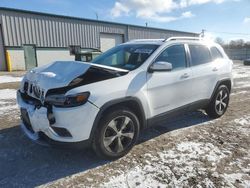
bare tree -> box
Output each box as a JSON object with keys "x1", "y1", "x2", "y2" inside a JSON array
[
  {"x1": 215, "y1": 37, "x2": 224, "y2": 46},
  {"x1": 229, "y1": 39, "x2": 245, "y2": 48}
]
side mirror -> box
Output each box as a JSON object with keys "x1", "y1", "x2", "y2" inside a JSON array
[{"x1": 149, "y1": 61, "x2": 172, "y2": 73}]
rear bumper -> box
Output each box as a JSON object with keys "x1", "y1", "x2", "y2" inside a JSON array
[{"x1": 17, "y1": 90, "x2": 99, "y2": 144}]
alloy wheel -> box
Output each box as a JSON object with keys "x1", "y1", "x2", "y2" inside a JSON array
[
  {"x1": 103, "y1": 116, "x2": 135, "y2": 154},
  {"x1": 215, "y1": 89, "x2": 229, "y2": 115}
]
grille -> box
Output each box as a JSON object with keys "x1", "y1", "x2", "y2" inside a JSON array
[{"x1": 24, "y1": 81, "x2": 45, "y2": 102}]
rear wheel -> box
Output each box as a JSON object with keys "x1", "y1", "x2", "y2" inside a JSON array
[
  {"x1": 93, "y1": 107, "x2": 140, "y2": 160},
  {"x1": 206, "y1": 85, "x2": 230, "y2": 118}
]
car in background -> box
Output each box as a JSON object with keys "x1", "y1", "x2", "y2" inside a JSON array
[
  {"x1": 244, "y1": 58, "x2": 250, "y2": 65},
  {"x1": 69, "y1": 46, "x2": 102, "y2": 62}
]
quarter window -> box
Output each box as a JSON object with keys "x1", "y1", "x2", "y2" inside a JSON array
[
  {"x1": 189, "y1": 44, "x2": 212, "y2": 66},
  {"x1": 210, "y1": 47, "x2": 223, "y2": 60},
  {"x1": 155, "y1": 44, "x2": 187, "y2": 70}
]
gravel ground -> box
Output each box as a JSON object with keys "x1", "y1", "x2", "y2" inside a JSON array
[{"x1": 0, "y1": 61, "x2": 249, "y2": 188}]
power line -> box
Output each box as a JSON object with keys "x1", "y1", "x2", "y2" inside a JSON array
[{"x1": 206, "y1": 30, "x2": 250, "y2": 36}]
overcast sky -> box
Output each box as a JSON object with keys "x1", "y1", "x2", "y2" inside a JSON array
[{"x1": 0, "y1": 0, "x2": 250, "y2": 42}]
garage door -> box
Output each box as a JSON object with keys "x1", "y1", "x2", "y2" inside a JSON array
[{"x1": 100, "y1": 33, "x2": 123, "y2": 52}]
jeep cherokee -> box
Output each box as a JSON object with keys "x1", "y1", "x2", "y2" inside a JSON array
[{"x1": 17, "y1": 37, "x2": 233, "y2": 159}]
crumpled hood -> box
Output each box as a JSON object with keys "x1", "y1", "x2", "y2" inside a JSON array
[
  {"x1": 24, "y1": 61, "x2": 91, "y2": 92},
  {"x1": 23, "y1": 61, "x2": 128, "y2": 94}
]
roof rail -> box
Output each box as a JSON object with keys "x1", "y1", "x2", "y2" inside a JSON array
[
  {"x1": 164, "y1": 37, "x2": 203, "y2": 42},
  {"x1": 129, "y1": 39, "x2": 165, "y2": 43}
]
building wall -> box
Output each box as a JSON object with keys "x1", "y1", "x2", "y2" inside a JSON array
[
  {"x1": 7, "y1": 48, "x2": 75, "y2": 70},
  {"x1": 0, "y1": 9, "x2": 127, "y2": 49},
  {"x1": 100, "y1": 33, "x2": 124, "y2": 52},
  {"x1": 36, "y1": 49, "x2": 74, "y2": 67},
  {"x1": 7, "y1": 48, "x2": 25, "y2": 70},
  {"x1": 128, "y1": 26, "x2": 196, "y2": 40},
  {"x1": 0, "y1": 8, "x2": 197, "y2": 49},
  {"x1": 0, "y1": 8, "x2": 198, "y2": 71}
]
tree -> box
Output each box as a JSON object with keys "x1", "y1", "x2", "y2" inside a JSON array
[
  {"x1": 229, "y1": 39, "x2": 245, "y2": 48},
  {"x1": 215, "y1": 37, "x2": 224, "y2": 46}
]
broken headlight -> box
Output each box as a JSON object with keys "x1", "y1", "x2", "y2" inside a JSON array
[{"x1": 45, "y1": 92, "x2": 90, "y2": 107}]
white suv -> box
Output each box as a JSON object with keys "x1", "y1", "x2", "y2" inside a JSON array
[{"x1": 17, "y1": 37, "x2": 233, "y2": 159}]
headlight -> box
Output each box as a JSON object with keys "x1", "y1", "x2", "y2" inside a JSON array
[{"x1": 45, "y1": 92, "x2": 90, "y2": 107}]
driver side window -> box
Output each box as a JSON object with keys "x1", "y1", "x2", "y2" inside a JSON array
[{"x1": 155, "y1": 44, "x2": 187, "y2": 70}]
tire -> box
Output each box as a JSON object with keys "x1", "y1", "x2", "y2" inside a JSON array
[
  {"x1": 93, "y1": 107, "x2": 140, "y2": 160},
  {"x1": 205, "y1": 85, "x2": 230, "y2": 118}
]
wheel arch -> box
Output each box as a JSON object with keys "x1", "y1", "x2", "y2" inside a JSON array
[
  {"x1": 89, "y1": 97, "x2": 147, "y2": 141},
  {"x1": 210, "y1": 78, "x2": 232, "y2": 102}
]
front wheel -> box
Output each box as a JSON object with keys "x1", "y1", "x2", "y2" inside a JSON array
[
  {"x1": 93, "y1": 107, "x2": 140, "y2": 160},
  {"x1": 206, "y1": 85, "x2": 230, "y2": 118}
]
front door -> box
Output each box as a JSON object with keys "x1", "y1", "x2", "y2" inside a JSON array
[
  {"x1": 147, "y1": 44, "x2": 193, "y2": 117},
  {"x1": 23, "y1": 45, "x2": 37, "y2": 70}
]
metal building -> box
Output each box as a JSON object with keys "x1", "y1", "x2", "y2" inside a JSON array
[{"x1": 0, "y1": 7, "x2": 198, "y2": 71}]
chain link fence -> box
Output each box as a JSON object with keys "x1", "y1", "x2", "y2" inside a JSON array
[{"x1": 224, "y1": 48, "x2": 250, "y2": 60}]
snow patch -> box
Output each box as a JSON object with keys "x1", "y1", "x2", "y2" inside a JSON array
[
  {"x1": 0, "y1": 76, "x2": 22, "y2": 84},
  {"x1": 234, "y1": 116, "x2": 250, "y2": 126},
  {"x1": 231, "y1": 90, "x2": 248, "y2": 96},
  {"x1": 234, "y1": 81, "x2": 250, "y2": 89},
  {"x1": 102, "y1": 165, "x2": 166, "y2": 188},
  {"x1": 0, "y1": 89, "x2": 17, "y2": 100},
  {"x1": 0, "y1": 105, "x2": 18, "y2": 116},
  {"x1": 0, "y1": 89, "x2": 18, "y2": 116},
  {"x1": 233, "y1": 64, "x2": 250, "y2": 79},
  {"x1": 222, "y1": 173, "x2": 250, "y2": 187},
  {"x1": 233, "y1": 71, "x2": 250, "y2": 79},
  {"x1": 103, "y1": 142, "x2": 227, "y2": 187}
]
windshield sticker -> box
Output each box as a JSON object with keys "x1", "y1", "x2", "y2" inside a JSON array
[{"x1": 134, "y1": 49, "x2": 153, "y2": 54}]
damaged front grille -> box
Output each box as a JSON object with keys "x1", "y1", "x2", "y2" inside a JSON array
[
  {"x1": 24, "y1": 81, "x2": 45, "y2": 103},
  {"x1": 20, "y1": 91, "x2": 43, "y2": 106}
]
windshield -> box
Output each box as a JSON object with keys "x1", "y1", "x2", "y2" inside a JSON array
[{"x1": 91, "y1": 44, "x2": 159, "y2": 71}]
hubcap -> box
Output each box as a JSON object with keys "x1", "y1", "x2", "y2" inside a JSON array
[
  {"x1": 103, "y1": 116, "x2": 135, "y2": 153},
  {"x1": 215, "y1": 90, "x2": 228, "y2": 115}
]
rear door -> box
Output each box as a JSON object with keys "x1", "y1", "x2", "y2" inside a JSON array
[
  {"x1": 146, "y1": 44, "x2": 193, "y2": 117},
  {"x1": 188, "y1": 44, "x2": 218, "y2": 100}
]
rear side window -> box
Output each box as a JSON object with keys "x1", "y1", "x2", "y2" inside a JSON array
[
  {"x1": 155, "y1": 44, "x2": 186, "y2": 70},
  {"x1": 210, "y1": 47, "x2": 223, "y2": 60},
  {"x1": 189, "y1": 44, "x2": 212, "y2": 66}
]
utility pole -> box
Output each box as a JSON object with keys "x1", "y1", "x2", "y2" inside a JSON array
[
  {"x1": 95, "y1": 12, "x2": 99, "y2": 20},
  {"x1": 200, "y1": 29, "x2": 205, "y2": 38}
]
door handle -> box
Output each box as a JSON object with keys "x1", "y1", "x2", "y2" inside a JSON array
[
  {"x1": 180, "y1": 73, "x2": 190, "y2": 79},
  {"x1": 212, "y1": 67, "x2": 218, "y2": 72}
]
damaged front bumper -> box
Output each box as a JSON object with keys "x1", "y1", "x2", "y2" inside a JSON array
[{"x1": 17, "y1": 90, "x2": 99, "y2": 146}]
